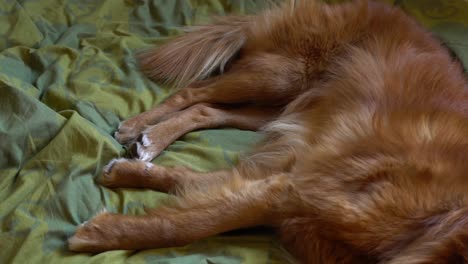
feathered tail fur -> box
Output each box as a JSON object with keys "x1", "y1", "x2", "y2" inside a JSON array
[{"x1": 138, "y1": 16, "x2": 250, "y2": 88}]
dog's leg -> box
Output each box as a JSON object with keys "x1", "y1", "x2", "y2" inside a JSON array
[
  {"x1": 105, "y1": 113, "x2": 306, "y2": 191},
  {"x1": 69, "y1": 174, "x2": 300, "y2": 252},
  {"x1": 133, "y1": 103, "x2": 279, "y2": 161},
  {"x1": 115, "y1": 53, "x2": 302, "y2": 144},
  {"x1": 99, "y1": 135, "x2": 298, "y2": 192},
  {"x1": 99, "y1": 158, "x2": 233, "y2": 192}
]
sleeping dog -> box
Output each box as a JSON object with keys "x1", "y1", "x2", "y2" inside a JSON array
[{"x1": 69, "y1": 1, "x2": 468, "y2": 263}]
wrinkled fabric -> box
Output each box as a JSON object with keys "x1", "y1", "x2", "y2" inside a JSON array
[{"x1": 0, "y1": 0, "x2": 467, "y2": 263}]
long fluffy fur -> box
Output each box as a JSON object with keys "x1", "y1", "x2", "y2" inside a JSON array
[
  {"x1": 71, "y1": 1, "x2": 468, "y2": 263},
  {"x1": 138, "y1": 16, "x2": 250, "y2": 88}
]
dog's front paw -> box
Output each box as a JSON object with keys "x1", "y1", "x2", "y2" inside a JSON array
[
  {"x1": 134, "y1": 133, "x2": 161, "y2": 162},
  {"x1": 114, "y1": 117, "x2": 148, "y2": 145},
  {"x1": 132, "y1": 127, "x2": 172, "y2": 162},
  {"x1": 99, "y1": 158, "x2": 151, "y2": 188}
]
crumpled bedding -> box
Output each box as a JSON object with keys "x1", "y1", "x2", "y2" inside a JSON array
[{"x1": 0, "y1": 0, "x2": 467, "y2": 263}]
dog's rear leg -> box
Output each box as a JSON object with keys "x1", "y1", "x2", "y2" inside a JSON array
[{"x1": 69, "y1": 174, "x2": 299, "y2": 252}]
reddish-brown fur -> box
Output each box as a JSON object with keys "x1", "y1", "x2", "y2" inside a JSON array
[{"x1": 69, "y1": 1, "x2": 468, "y2": 263}]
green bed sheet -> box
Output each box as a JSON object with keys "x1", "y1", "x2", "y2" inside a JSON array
[{"x1": 0, "y1": 0, "x2": 467, "y2": 263}]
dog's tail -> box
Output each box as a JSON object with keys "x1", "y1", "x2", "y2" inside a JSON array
[{"x1": 138, "y1": 16, "x2": 250, "y2": 88}]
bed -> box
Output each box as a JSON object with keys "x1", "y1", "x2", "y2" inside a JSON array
[{"x1": 1, "y1": 0, "x2": 467, "y2": 263}]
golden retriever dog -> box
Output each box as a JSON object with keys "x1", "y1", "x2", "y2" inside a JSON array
[{"x1": 68, "y1": 0, "x2": 468, "y2": 263}]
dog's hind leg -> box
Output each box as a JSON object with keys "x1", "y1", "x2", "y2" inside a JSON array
[{"x1": 69, "y1": 173, "x2": 301, "y2": 253}]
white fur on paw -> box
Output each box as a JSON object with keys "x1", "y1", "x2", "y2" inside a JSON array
[
  {"x1": 137, "y1": 143, "x2": 155, "y2": 162},
  {"x1": 103, "y1": 158, "x2": 126, "y2": 174},
  {"x1": 141, "y1": 134, "x2": 152, "y2": 147}
]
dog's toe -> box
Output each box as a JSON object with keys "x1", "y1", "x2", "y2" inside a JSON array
[
  {"x1": 99, "y1": 159, "x2": 128, "y2": 187},
  {"x1": 103, "y1": 158, "x2": 126, "y2": 174}
]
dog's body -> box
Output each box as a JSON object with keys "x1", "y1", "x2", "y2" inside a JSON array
[{"x1": 69, "y1": 1, "x2": 468, "y2": 263}]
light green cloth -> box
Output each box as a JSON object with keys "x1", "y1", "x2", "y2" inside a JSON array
[{"x1": 0, "y1": 0, "x2": 467, "y2": 263}]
